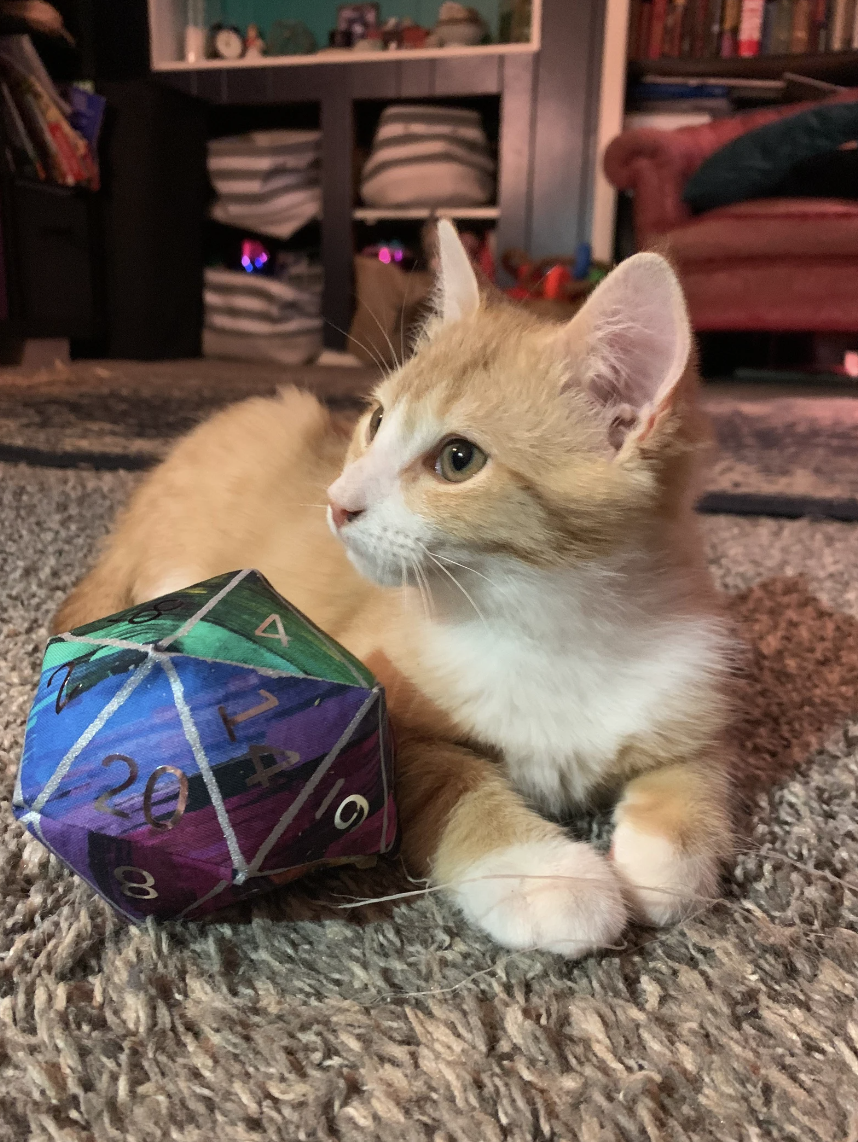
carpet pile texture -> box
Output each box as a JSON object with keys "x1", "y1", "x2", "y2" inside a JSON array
[
  {"x1": 1, "y1": 448, "x2": 858, "y2": 1139},
  {"x1": 2, "y1": 360, "x2": 858, "y2": 502}
]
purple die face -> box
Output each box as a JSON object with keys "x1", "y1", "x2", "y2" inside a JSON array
[{"x1": 17, "y1": 584, "x2": 398, "y2": 922}]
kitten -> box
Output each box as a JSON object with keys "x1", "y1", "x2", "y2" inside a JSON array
[{"x1": 55, "y1": 222, "x2": 733, "y2": 957}]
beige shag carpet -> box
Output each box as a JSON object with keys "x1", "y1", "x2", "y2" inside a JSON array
[
  {"x1": 3, "y1": 360, "x2": 858, "y2": 502},
  {"x1": 1, "y1": 427, "x2": 858, "y2": 1139}
]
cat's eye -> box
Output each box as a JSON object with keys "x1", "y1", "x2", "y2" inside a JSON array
[
  {"x1": 367, "y1": 404, "x2": 383, "y2": 442},
  {"x1": 435, "y1": 438, "x2": 487, "y2": 483}
]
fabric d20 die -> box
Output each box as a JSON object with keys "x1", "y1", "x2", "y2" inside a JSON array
[{"x1": 15, "y1": 569, "x2": 398, "y2": 921}]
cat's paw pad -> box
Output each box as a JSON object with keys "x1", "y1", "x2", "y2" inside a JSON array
[
  {"x1": 611, "y1": 824, "x2": 720, "y2": 926},
  {"x1": 451, "y1": 838, "x2": 627, "y2": 958}
]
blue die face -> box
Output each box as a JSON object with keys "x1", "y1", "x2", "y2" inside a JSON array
[{"x1": 15, "y1": 570, "x2": 398, "y2": 921}]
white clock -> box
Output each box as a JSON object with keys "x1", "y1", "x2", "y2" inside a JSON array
[{"x1": 212, "y1": 25, "x2": 244, "y2": 59}]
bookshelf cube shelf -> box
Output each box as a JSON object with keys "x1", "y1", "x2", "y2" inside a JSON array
[
  {"x1": 148, "y1": 0, "x2": 603, "y2": 359},
  {"x1": 147, "y1": 0, "x2": 541, "y2": 71}
]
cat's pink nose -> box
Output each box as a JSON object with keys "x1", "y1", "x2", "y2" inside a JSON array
[{"x1": 329, "y1": 500, "x2": 364, "y2": 529}]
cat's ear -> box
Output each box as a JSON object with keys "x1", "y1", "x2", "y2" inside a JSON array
[
  {"x1": 560, "y1": 253, "x2": 691, "y2": 443},
  {"x1": 434, "y1": 218, "x2": 480, "y2": 324}
]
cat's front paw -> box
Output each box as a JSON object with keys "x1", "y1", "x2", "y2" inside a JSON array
[
  {"x1": 451, "y1": 837, "x2": 627, "y2": 958},
  {"x1": 611, "y1": 824, "x2": 720, "y2": 926}
]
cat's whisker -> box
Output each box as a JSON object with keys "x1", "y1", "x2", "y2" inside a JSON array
[
  {"x1": 362, "y1": 303, "x2": 401, "y2": 370},
  {"x1": 324, "y1": 317, "x2": 391, "y2": 377},
  {"x1": 426, "y1": 550, "x2": 496, "y2": 587},
  {"x1": 378, "y1": 956, "x2": 521, "y2": 1001},
  {"x1": 398, "y1": 255, "x2": 421, "y2": 368},
  {"x1": 334, "y1": 873, "x2": 725, "y2": 910},
  {"x1": 411, "y1": 557, "x2": 434, "y2": 619},
  {"x1": 424, "y1": 550, "x2": 488, "y2": 627},
  {"x1": 398, "y1": 554, "x2": 411, "y2": 618},
  {"x1": 422, "y1": 566, "x2": 435, "y2": 617}
]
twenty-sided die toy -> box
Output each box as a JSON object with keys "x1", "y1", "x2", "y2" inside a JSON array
[{"x1": 14, "y1": 569, "x2": 397, "y2": 921}]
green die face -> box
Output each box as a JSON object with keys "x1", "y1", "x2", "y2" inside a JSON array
[
  {"x1": 58, "y1": 568, "x2": 375, "y2": 689},
  {"x1": 16, "y1": 570, "x2": 397, "y2": 922}
]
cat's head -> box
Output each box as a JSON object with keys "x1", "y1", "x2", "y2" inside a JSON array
[{"x1": 328, "y1": 221, "x2": 702, "y2": 590}]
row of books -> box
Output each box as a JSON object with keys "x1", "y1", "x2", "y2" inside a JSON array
[
  {"x1": 629, "y1": 0, "x2": 858, "y2": 60},
  {"x1": 0, "y1": 35, "x2": 103, "y2": 188}
]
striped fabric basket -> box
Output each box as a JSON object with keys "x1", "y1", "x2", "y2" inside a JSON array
[
  {"x1": 360, "y1": 104, "x2": 495, "y2": 209},
  {"x1": 203, "y1": 262, "x2": 323, "y2": 365},
  {"x1": 208, "y1": 129, "x2": 322, "y2": 240}
]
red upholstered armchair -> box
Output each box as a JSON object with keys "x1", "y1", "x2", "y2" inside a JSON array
[{"x1": 603, "y1": 90, "x2": 858, "y2": 331}]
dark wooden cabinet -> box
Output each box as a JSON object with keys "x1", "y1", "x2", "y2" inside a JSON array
[{"x1": 0, "y1": 178, "x2": 101, "y2": 340}]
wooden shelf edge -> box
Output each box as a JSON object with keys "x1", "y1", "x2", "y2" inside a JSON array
[
  {"x1": 629, "y1": 49, "x2": 858, "y2": 81},
  {"x1": 152, "y1": 42, "x2": 537, "y2": 72}
]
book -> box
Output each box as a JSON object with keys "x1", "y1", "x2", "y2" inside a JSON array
[
  {"x1": 639, "y1": 73, "x2": 786, "y2": 88},
  {"x1": 705, "y1": 0, "x2": 725, "y2": 51},
  {"x1": 25, "y1": 73, "x2": 91, "y2": 184},
  {"x1": 68, "y1": 85, "x2": 106, "y2": 148},
  {"x1": 769, "y1": 0, "x2": 795, "y2": 49},
  {"x1": 720, "y1": 0, "x2": 742, "y2": 53},
  {"x1": 628, "y1": 81, "x2": 732, "y2": 96},
  {"x1": 17, "y1": 86, "x2": 71, "y2": 183},
  {"x1": 663, "y1": 0, "x2": 688, "y2": 53},
  {"x1": 782, "y1": 69, "x2": 846, "y2": 94},
  {"x1": 789, "y1": 0, "x2": 811, "y2": 50},
  {"x1": 829, "y1": 0, "x2": 853, "y2": 46},
  {"x1": 0, "y1": 37, "x2": 98, "y2": 189},
  {"x1": 641, "y1": 72, "x2": 784, "y2": 87},
  {"x1": 624, "y1": 110, "x2": 715, "y2": 130},
  {"x1": 0, "y1": 78, "x2": 44, "y2": 178},
  {"x1": 0, "y1": 34, "x2": 67, "y2": 112},
  {"x1": 637, "y1": 0, "x2": 654, "y2": 56},
  {"x1": 689, "y1": 0, "x2": 712, "y2": 56},
  {"x1": 627, "y1": 97, "x2": 732, "y2": 111},
  {"x1": 811, "y1": 0, "x2": 829, "y2": 48},
  {"x1": 738, "y1": 0, "x2": 765, "y2": 52},
  {"x1": 627, "y1": 0, "x2": 642, "y2": 55},
  {"x1": 760, "y1": 0, "x2": 777, "y2": 49},
  {"x1": 648, "y1": 0, "x2": 670, "y2": 56}
]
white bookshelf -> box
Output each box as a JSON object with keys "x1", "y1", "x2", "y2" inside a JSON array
[
  {"x1": 591, "y1": 0, "x2": 631, "y2": 264},
  {"x1": 147, "y1": 0, "x2": 542, "y2": 72}
]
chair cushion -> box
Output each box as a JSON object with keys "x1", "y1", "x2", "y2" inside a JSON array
[
  {"x1": 665, "y1": 198, "x2": 858, "y2": 262},
  {"x1": 682, "y1": 100, "x2": 858, "y2": 213}
]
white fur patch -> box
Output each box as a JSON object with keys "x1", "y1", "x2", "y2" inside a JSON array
[
  {"x1": 327, "y1": 403, "x2": 445, "y2": 587},
  {"x1": 451, "y1": 837, "x2": 627, "y2": 958},
  {"x1": 414, "y1": 558, "x2": 727, "y2": 813},
  {"x1": 611, "y1": 823, "x2": 720, "y2": 926}
]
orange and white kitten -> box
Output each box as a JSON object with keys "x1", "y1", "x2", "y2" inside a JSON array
[{"x1": 56, "y1": 222, "x2": 733, "y2": 957}]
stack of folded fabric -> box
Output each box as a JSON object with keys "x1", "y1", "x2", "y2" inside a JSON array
[
  {"x1": 202, "y1": 256, "x2": 323, "y2": 365},
  {"x1": 360, "y1": 104, "x2": 495, "y2": 209},
  {"x1": 208, "y1": 128, "x2": 321, "y2": 239}
]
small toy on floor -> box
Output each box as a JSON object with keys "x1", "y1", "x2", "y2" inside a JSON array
[{"x1": 14, "y1": 570, "x2": 397, "y2": 922}]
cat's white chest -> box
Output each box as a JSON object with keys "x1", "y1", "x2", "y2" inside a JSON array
[{"x1": 415, "y1": 610, "x2": 717, "y2": 813}]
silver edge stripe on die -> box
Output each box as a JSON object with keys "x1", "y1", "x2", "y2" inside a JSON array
[
  {"x1": 245, "y1": 687, "x2": 380, "y2": 878},
  {"x1": 19, "y1": 810, "x2": 140, "y2": 923},
  {"x1": 176, "y1": 877, "x2": 232, "y2": 920},
  {"x1": 378, "y1": 694, "x2": 391, "y2": 854},
  {"x1": 158, "y1": 568, "x2": 253, "y2": 649},
  {"x1": 30, "y1": 657, "x2": 158, "y2": 815},
  {"x1": 60, "y1": 632, "x2": 150, "y2": 652},
  {"x1": 279, "y1": 594, "x2": 368, "y2": 687},
  {"x1": 160, "y1": 656, "x2": 250, "y2": 878}
]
